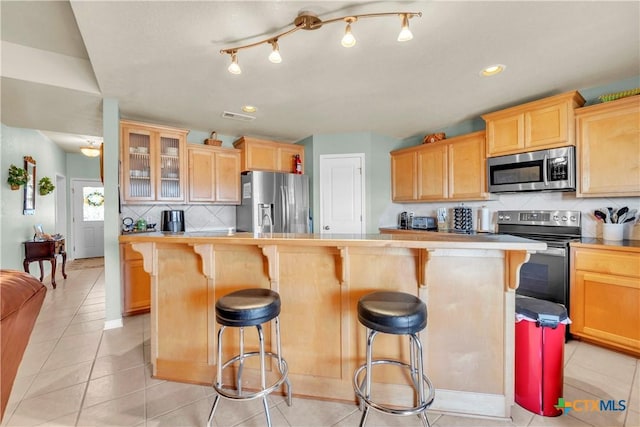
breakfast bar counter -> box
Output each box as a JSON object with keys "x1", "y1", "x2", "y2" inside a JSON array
[{"x1": 119, "y1": 231, "x2": 545, "y2": 418}]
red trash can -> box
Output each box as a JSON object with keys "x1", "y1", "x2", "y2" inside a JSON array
[{"x1": 515, "y1": 295, "x2": 568, "y2": 417}]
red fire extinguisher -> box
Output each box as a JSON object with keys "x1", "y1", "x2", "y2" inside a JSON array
[{"x1": 294, "y1": 154, "x2": 302, "y2": 174}]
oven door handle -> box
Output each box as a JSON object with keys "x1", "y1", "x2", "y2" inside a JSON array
[{"x1": 535, "y1": 247, "x2": 566, "y2": 257}]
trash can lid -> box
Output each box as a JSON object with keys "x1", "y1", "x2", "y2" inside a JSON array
[{"x1": 516, "y1": 295, "x2": 568, "y2": 324}]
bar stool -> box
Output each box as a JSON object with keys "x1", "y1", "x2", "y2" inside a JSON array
[
  {"x1": 353, "y1": 291, "x2": 435, "y2": 427},
  {"x1": 207, "y1": 288, "x2": 292, "y2": 427}
]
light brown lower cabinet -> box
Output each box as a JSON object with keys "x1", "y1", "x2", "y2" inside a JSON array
[
  {"x1": 121, "y1": 243, "x2": 150, "y2": 316},
  {"x1": 570, "y1": 244, "x2": 640, "y2": 356}
]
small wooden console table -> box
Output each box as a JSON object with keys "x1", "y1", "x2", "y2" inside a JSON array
[{"x1": 23, "y1": 238, "x2": 67, "y2": 288}]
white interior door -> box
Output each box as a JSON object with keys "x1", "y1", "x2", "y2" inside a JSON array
[
  {"x1": 319, "y1": 154, "x2": 365, "y2": 234},
  {"x1": 72, "y1": 179, "x2": 105, "y2": 259}
]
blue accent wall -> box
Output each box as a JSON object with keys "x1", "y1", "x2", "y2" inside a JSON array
[{"x1": 1, "y1": 124, "x2": 68, "y2": 271}]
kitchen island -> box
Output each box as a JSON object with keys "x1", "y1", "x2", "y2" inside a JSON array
[{"x1": 119, "y1": 231, "x2": 544, "y2": 419}]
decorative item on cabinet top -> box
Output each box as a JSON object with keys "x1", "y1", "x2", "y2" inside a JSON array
[
  {"x1": 204, "y1": 131, "x2": 223, "y2": 146},
  {"x1": 423, "y1": 132, "x2": 446, "y2": 144},
  {"x1": 598, "y1": 88, "x2": 640, "y2": 103}
]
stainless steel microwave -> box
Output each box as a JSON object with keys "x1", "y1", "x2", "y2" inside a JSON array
[{"x1": 487, "y1": 146, "x2": 576, "y2": 193}]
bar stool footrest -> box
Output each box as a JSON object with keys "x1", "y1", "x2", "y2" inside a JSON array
[
  {"x1": 214, "y1": 351, "x2": 289, "y2": 401},
  {"x1": 353, "y1": 359, "x2": 435, "y2": 417}
]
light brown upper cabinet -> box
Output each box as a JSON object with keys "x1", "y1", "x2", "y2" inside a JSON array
[
  {"x1": 391, "y1": 131, "x2": 490, "y2": 202},
  {"x1": 482, "y1": 91, "x2": 585, "y2": 157},
  {"x1": 448, "y1": 131, "x2": 490, "y2": 200},
  {"x1": 187, "y1": 144, "x2": 241, "y2": 204},
  {"x1": 575, "y1": 95, "x2": 640, "y2": 198},
  {"x1": 121, "y1": 120, "x2": 188, "y2": 203},
  {"x1": 417, "y1": 143, "x2": 448, "y2": 200},
  {"x1": 233, "y1": 136, "x2": 304, "y2": 174},
  {"x1": 391, "y1": 149, "x2": 418, "y2": 201}
]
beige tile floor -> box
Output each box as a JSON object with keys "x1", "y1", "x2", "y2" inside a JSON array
[{"x1": 2, "y1": 265, "x2": 639, "y2": 427}]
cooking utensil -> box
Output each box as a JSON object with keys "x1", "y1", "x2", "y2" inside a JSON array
[
  {"x1": 607, "y1": 207, "x2": 614, "y2": 223},
  {"x1": 622, "y1": 209, "x2": 637, "y2": 224},
  {"x1": 615, "y1": 206, "x2": 629, "y2": 223},
  {"x1": 594, "y1": 210, "x2": 607, "y2": 222}
]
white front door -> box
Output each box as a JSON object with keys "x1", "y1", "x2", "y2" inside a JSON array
[
  {"x1": 72, "y1": 179, "x2": 105, "y2": 259},
  {"x1": 319, "y1": 154, "x2": 365, "y2": 234}
]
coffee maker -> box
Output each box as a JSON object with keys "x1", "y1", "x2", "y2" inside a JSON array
[
  {"x1": 398, "y1": 211, "x2": 413, "y2": 229},
  {"x1": 161, "y1": 210, "x2": 185, "y2": 233}
]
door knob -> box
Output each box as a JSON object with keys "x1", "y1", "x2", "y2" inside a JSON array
[{"x1": 323, "y1": 225, "x2": 330, "y2": 230}]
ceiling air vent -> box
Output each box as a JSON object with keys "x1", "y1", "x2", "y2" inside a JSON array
[{"x1": 221, "y1": 111, "x2": 256, "y2": 121}]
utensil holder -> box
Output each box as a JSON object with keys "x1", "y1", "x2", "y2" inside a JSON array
[{"x1": 602, "y1": 223, "x2": 623, "y2": 241}]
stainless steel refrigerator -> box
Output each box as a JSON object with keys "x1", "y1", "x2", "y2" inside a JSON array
[{"x1": 236, "y1": 171, "x2": 310, "y2": 233}]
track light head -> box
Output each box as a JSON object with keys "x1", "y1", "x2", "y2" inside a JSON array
[
  {"x1": 268, "y1": 40, "x2": 282, "y2": 63},
  {"x1": 341, "y1": 17, "x2": 357, "y2": 48},
  {"x1": 397, "y1": 14, "x2": 413, "y2": 42},
  {"x1": 227, "y1": 52, "x2": 241, "y2": 74}
]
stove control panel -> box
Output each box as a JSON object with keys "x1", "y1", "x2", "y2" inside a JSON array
[{"x1": 497, "y1": 210, "x2": 581, "y2": 227}]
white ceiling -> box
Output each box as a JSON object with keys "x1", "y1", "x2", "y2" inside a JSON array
[{"x1": 1, "y1": 1, "x2": 639, "y2": 154}]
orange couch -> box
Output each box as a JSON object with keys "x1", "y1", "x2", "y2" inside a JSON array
[{"x1": 0, "y1": 270, "x2": 46, "y2": 421}]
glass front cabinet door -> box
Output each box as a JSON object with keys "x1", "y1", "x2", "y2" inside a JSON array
[{"x1": 121, "y1": 120, "x2": 188, "y2": 203}]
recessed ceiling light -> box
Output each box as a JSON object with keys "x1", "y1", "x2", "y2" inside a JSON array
[
  {"x1": 242, "y1": 105, "x2": 257, "y2": 113},
  {"x1": 481, "y1": 64, "x2": 506, "y2": 77}
]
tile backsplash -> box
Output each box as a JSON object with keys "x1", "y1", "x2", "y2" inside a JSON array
[
  {"x1": 381, "y1": 192, "x2": 640, "y2": 239},
  {"x1": 122, "y1": 192, "x2": 640, "y2": 240},
  {"x1": 121, "y1": 204, "x2": 236, "y2": 232}
]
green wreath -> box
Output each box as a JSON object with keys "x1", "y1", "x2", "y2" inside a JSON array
[{"x1": 86, "y1": 191, "x2": 105, "y2": 207}]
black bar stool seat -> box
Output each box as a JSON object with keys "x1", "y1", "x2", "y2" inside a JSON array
[
  {"x1": 207, "y1": 288, "x2": 292, "y2": 427},
  {"x1": 216, "y1": 288, "x2": 281, "y2": 327},
  {"x1": 354, "y1": 291, "x2": 435, "y2": 427},
  {"x1": 358, "y1": 291, "x2": 427, "y2": 335}
]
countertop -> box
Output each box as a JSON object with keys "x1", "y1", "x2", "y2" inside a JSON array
[
  {"x1": 381, "y1": 227, "x2": 640, "y2": 251},
  {"x1": 573, "y1": 238, "x2": 640, "y2": 252},
  {"x1": 119, "y1": 231, "x2": 546, "y2": 251},
  {"x1": 379, "y1": 227, "x2": 493, "y2": 235}
]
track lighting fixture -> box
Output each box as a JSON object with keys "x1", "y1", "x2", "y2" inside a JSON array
[{"x1": 221, "y1": 10, "x2": 421, "y2": 74}]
